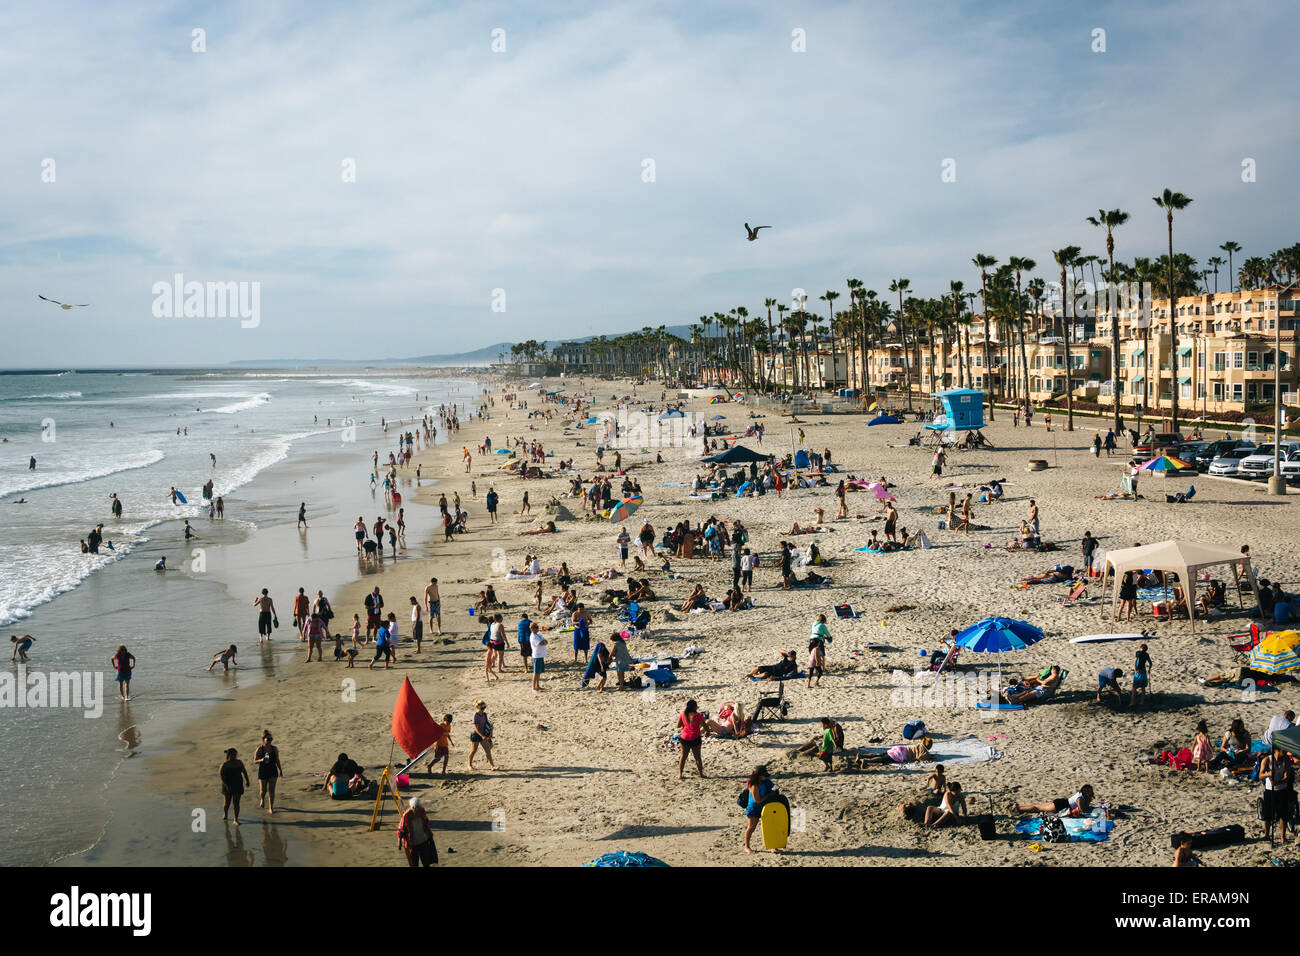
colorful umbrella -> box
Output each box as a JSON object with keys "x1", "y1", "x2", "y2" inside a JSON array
[
  {"x1": 1138, "y1": 455, "x2": 1194, "y2": 471},
  {"x1": 608, "y1": 497, "x2": 641, "y2": 523},
  {"x1": 1249, "y1": 630, "x2": 1300, "y2": 674}
]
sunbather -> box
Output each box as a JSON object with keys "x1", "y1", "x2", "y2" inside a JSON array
[
  {"x1": 747, "y1": 650, "x2": 798, "y2": 680},
  {"x1": 1014, "y1": 784, "x2": 1094, "y2": 816},
  {"x1": 852, "y1": 736, "x2": 932, "y2": 768},
  {"x1": 706, "y1": 702, "x2": 750, "y2": 738}
]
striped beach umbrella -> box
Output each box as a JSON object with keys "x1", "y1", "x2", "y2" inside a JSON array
[
  {"x1": 1249, "y1": 630, "x2": 1300, "y2": 674},
  {"x1": 608, "y1": 497, "x2": 641, "y2": 523},
  {"x1": 1138, "y1": 455, "x2": 1195, "y2": 472}
]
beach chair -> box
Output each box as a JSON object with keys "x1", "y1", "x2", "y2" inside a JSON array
[
  {"x1": 933, "y1": 645, "x2": 963, "y2": 675},
  {"x1": 751, "y1": 681, "x2": 789, "y2": 723},
  {"x1": 618, "y1": 601, "x2": 640, "y2": 623},
  {"x1": 1228, "y1": 623, "x2": 1262, "y2": 653},
  {"x1": 1061, "y1": 581, "x2": 1088, "y2": 605}
]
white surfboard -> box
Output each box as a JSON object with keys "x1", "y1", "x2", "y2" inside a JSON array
[{"x1": 1070, "y1": 633, "x2": 1147, "y2": 644}]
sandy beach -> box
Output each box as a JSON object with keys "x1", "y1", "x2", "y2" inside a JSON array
[{"x1": 149, "y1": 380, "x2": 1299, "y2": 867}]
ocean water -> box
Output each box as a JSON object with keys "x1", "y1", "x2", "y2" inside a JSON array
[{"x1": 0, "y1": 369, "x2": 482, "y2": 865}]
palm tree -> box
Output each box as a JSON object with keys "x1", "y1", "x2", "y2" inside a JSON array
[
  {"x1": 1220, "y1": 241, "x2": 1242, "y2": 293},
  {"x1": 889, "y1": 278, "x2": 913, "y2": 410},
  {"x1": 820, "y1": 290, "x2": 840, "y2": 388},
  {"x1": 1086, "y1": 208, "x2": 1130, "y2": 432},
  {"x1": 846, "y1": 278, "x2": 864, "y2": 393},
  {"x1": 1154, "y1": 188, "x2": 1193, "y2": 431},
  {"x1": 1206, "y1": 256, "x2": 1224, "y2": 294},
  {"x1": 762, "y1": 298, "x2": 778, "y2": 391},
  {"x1": 1053, "y1": 246, "x2": 1082, "y2": 429},
  {"x1": 775, "y1": 303, "x2": 791, "y2": 389},
  {"x1": 972, "y1": 254, "x2": 998, "y2": 415},
  {"x1": 948, "y1": 281, "x2": 966, "y2": 390},
  {"x1": 1008, "y1": 258, "x2": 1035, "y2": 405},
  {"x1": 1025, "y1": 275, "x2": 1044, "y2": 401}
]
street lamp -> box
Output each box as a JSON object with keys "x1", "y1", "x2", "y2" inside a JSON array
[{"x1": 1268, "y1": 298, "x2": 1286, "y2": 495}]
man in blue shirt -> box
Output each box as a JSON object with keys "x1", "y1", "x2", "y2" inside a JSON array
[
  {"x1": 517, "y1": 613, "x2": 533, "y2": 664},
  {"x1": 369, "y1": 623, "x2": 393, "y2": 671},
  {"x1": 1096, "y1": 666, "x2": 1124, "y2": 704}
]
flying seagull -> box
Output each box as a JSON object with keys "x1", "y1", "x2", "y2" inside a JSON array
[
  {"x1": 38, "y1": 295, "x2": 89, "y2": 310},
  {"x1": 744, "y1": 223, "x2": 771, "y2": 241}
]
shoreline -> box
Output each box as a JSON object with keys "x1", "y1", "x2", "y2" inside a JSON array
[{"x1": 142, "y1": 377, "x2": 1300, "y2": 866}]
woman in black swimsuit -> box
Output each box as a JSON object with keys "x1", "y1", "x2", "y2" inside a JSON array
[{"x1": 219, "y1": 748, "x2": 251, "y2": 824}]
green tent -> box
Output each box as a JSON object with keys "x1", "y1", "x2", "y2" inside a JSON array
[{"x1": 1270, "y1": 723, "x2": 1300, "y2": 758}]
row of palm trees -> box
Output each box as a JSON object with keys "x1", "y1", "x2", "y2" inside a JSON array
[{"x1": 684, "y1": 191, "x2": 1299, "y2": 434}]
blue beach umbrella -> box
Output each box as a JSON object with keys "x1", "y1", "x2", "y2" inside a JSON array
[
  {"x1": 952, "y1": 616, "x2": 1046, "y2": 691},
  {"x1": 867, "y1": 414, "x2": 903, "y2": 426}
]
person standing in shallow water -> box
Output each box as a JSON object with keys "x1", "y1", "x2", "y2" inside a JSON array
[{"x1": 112, "y1": 644, "x2": 135, "y2": 700}]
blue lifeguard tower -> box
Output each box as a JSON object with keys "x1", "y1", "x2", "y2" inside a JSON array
[{"x1": 924, "y1": 388, "x2": 985, "y2": 445}]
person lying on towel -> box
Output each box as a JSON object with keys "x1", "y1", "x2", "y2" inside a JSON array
[
  {"x1": 851, "y1": 736, "x2": 932, "y2": 769},
  {"x1": 747, "y1": 650, "x2": 798, "y2": 680},
  {"x1": 1018, "y1": 565, "x2": 1073, "y2": 586}
]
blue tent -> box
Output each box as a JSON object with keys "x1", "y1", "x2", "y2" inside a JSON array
[
  {"x1": 931, "y1": 388, "x2": 985, "y2": 430},
  {"x1": 659, "y1": 409, "x2": 686, "y2": 420},
  {"x1": 794, "y1": 449, "x2": 810, "y2": 469},
  {"x1": 867, "y1": 414, "x2": 903, "y2": 426}
]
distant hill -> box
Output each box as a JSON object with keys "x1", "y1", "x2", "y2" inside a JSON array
[{"x1": 227, "y1": 324, "x2": 700, "y2": 368}]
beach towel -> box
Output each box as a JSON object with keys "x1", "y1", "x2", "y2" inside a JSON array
[
  {"x1": 850, "y1": 737, "x2": 1002, "y2": 769},
  {"x1": 584, "y1": 851, "x2": 669, "y2": 867},
  {"x1": 1014, "y1": 810, "x2": 1113, "y2": 842}
]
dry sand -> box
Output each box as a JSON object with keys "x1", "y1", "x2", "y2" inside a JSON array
[{"x1": 150, "y1": 379, "x2": 1300, "y2": 867}]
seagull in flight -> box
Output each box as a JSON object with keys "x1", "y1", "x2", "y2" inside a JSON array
[
  {"x1": 744, "y1": 223, "x2": 771, "y2": 242},
  {"x1": 38, "y1": 295, "x2": 89, "y2": 310}
]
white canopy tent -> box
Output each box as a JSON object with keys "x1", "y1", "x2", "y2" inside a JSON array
[{"x1": 1102, "y1": 540, "x2": 1257, "y2": 633}]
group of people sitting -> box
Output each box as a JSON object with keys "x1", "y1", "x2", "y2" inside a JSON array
[{"x1": 599, "y1": 577, "x2": 656, "y2": 605}]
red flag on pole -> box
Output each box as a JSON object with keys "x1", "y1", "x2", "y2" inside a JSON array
[{"x1": 391, "y1": 677, "x2": 443, "y2": 759}]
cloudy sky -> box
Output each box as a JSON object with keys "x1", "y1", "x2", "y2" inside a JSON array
[{"x1": 0, "y1": 0, "x2": 1295, "y2": 367}]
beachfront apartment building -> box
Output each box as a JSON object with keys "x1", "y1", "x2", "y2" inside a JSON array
[{"x1": 1093, "y1": 285, "x2": 1300, "y2": 417}]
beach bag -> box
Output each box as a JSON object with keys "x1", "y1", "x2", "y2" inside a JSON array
[
  {"x1": 1039, "y1": 815, "x2": 1068, "y2": 844},
  {"x1": 903, "y1": 719, "x2": 927, "y2": 741},
  {"x1": 977, "y1": 814, "x2": 997, "y2": 841},
  {"x1": 738, "y1": 788, "x2": 750, "y2": 809},
  {"x1": 626, "y1": 675, "x2": 642, "y2": 689}
]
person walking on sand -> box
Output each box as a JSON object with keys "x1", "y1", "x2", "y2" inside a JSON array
[
  {"x1": 304, "y1": 613, "x2": 326, "y2": 662},
  {"x1": 369, "y1": 620, "x2": 394, "y2": 670},
  {"x1": 254, "y1": 730, "x2": 283, "y2": 814},
  {"x1": 638, "y1": 520, "x2": 655, "y2": 558},
  {"x1": 112, "y1": 644, "x2": 135, "y2": 700},
  {"x1": 297, "y1": 502, "x2": 307, "y2": 528},
  {"x1": 884, "y1": 503, "x2": 899, "y2": 543},
  {"x1": 519, "y1": 490, "x2": 530, "y2": 516},
  {"x1": 571, "y1": 604, "x2": 591, "y2": 664},
  {"x1": 1260, "y1": 743, "x2": 1296, "y2": 846},
  {"x1": 220, "y1": 748, "x2": 250, "y2": 825},
  {"x1": 1027, "y1": 499, "x2": 1040, "y2": 538},
  {"x1": 485, "y1": 486, "x2": 499, "y2": 523},
  {"x1": 808, "y1": 614, "x2": 831, "y2": 688},
  {"x1": 426, "y1": 715, "x2": 454, "y2": 775},
  {"x1": 467, "y1": 701, "x2": 499, "y2": 770},
  {"x1": 677, "y1": 699, "x2": 706, "y2": 779},
  {"x1": 931, "y1": 447, "x2": 945, "y2": 477},
  {"x1": 397, "y1": 795, "x2": 439, "y2": 867},
  {"x1": 530, "y1": 624, "x2": 548, "y2": 692},
  {"x1": 254, "y1": 589, "x2": 277, "y2": 644}
]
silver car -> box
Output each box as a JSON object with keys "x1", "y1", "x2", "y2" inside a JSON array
[
  {"x1": 1280, "y1": 449, "x2": 1300, "y2": 483},
  {"x1": 1207, "y1": 447, "x2": 1255, "y2": 476}
]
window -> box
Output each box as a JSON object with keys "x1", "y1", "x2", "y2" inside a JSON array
[
  {"x1": 1248, "y1": 383, "x2": 1258, "y2": 403},
  {"x1": 1213, "y1": 383, "x2": 1225, "y2": 400},
  {"x1": 1263, "y1": 384, "x2": 1275, "y2": 401},
  {"x1": 1234, "y1": 352, "x2": 1245, "y2": 369},
  {"x1": 1197, "y1": 382, "x2": 1206, "y2": 399},
  {"x1": 1248, "y1": 351, "x2": 1258, "y2": 368},
  {"x1": 1198, "y1": 350, "x2": 1205, "y2": 368},
  {"x1": 1180, "y1": 383, "x2": 1191, "y2": 400},
  {"x1": 1214, "y1": 351, "x2": 1226, "y2": 371},
  {"x1": 1232, "y1": 383, "x2": 1244, "y2": 402}
]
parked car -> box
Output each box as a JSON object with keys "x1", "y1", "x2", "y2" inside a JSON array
[
  {"x1": 1193, "y1": 439, "x2": 1255, "y2": 472},
  {"x1": 1130, "y1": 431, "x2": 1185, "y2": 460},
  {"x1": 1207, "y1": 447, "x2": 1256, "y2": 477},
  {"x1": 1238, "y1": 443, "x2": 1300, "y2": 480},
  {"x1": 1279, "y1": 449, "x2": 1300, "y2": 483},
  {"x1": 1172, "y1": 440, "x2": 1210, "y2": 463}
]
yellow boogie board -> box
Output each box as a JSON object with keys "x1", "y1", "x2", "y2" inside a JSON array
[{"x1": 760, "y1": 794, "x2": 790, "y2": 850}]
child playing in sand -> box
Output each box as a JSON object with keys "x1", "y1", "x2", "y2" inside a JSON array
[
  {"x1": 426, "y1": 715, "x2": 454, "y2": 775},
  {"x1": 10, "y1": 634, "x2": 34, "y2": 662},
  {"x1": 345, "y1": 646, "x2": 358, "y2": 668}
]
